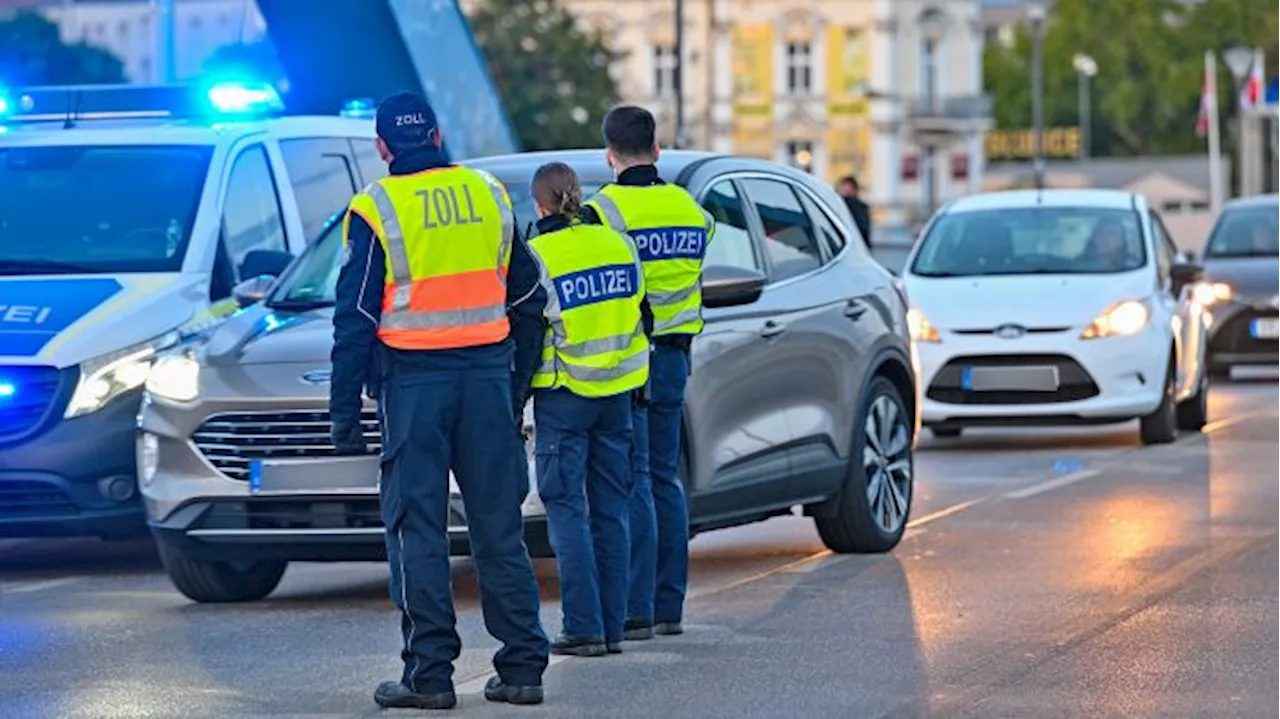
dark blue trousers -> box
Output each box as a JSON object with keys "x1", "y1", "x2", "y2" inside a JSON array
[
  {"x1": 379, "y1": 359, "x2": 549, "y2": 694},
  {"x1": 627, "y1": 343, "x2": 692, "y2": 625},
  {"x1": 534, "y1": 388, "x2": 633, "y2": 643}
]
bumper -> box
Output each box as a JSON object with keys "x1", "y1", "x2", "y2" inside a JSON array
[
  {"x1": 0, "y1": 393, "x2": 146, "y2": 538},
  {"x1": 917, "y1": 327, "x2": 1168, "y2": 426},
  {"x1": 1207, "y1": 302, "x2": 1279, "y2": 368}
]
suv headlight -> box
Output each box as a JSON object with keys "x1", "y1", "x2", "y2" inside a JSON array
[
  {"x1": 1191, "y1": 281, "x2": 1233, "y2": 306},
  {"x1": 65, "y1": 333, "x2": 179, "y2": 418},
  {"x1": 907, "y1": 308, "x2": 941, "y2": 343},
  {"x1": 1080, "y1": 299, "x2": 1150, "y2": 340},
  {"x1": 146, "y1": 353, "x2": 201, "y2": 403}
]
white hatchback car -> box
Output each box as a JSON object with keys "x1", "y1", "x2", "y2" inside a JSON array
[{"x1": 902, "y1": 189, "x2": 1209, "y2": 444}]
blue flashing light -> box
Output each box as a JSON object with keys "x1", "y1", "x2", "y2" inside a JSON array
[
  {"x1": 0, "y1": 91, "x2": 10, "y2": 118},
  {"x1": 0, "y1": 382, "x2": 15, "y2": 398},
  {"x1": 206, "y1": 81, "x2": 283, "y2": 116},
  {"x1": 340, "y1": 97, "x2": 376, "y2": 119}
]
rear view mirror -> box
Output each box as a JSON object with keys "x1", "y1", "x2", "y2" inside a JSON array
[
  {"x1": 702, "y1": 265, "x2": 767, "y2": 308},
  {"x1": 240, "y1": 249, "x2": 294, "y2": 280},
  {"x1": 232, "y1": 275, "x2": 276, "y2": 308},
  {"x1": 1170, "y1": 261, "x2": 1204, "y2": 294}
]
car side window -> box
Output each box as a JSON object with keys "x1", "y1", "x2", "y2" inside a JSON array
[
  {"x1": 279, "y1": 139, "x2": 359, "y2": 241},
  {"x1": 798, "y1": 191, "x2": 847, "y2": 257},
  {"x1": 351, "y1": 139, "x2": 388, "y2": 185},
  {"x1": 221, "y1": 145, "x2": 287, "y2": 279},
  {"x1": 699, "y1": 180, "x2": 760, "y2": 271},
  {"x1": 741, "y1": 178, "x2": 823, "y2": 282},
  {"x1": 1149, "y1": 211, "x2": 1176, "y2": 284}
]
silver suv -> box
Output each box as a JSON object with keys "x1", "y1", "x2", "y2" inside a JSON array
[{"x1": 138, "y1": 150, "x2": 920, "y2": 603}]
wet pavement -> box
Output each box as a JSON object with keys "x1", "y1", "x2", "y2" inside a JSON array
[{"x1": 0, "y1": 376, "x2": 1275, "y2": 718}]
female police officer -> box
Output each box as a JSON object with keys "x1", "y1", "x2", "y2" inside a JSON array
[{"x1": 523, "y1": 162, "x2": 649, "y2": 657}]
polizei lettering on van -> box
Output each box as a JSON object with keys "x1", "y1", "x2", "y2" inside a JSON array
[
  {"x1": 632, "y1": 227, "x2": 707, "y2": 262},
  {"x1": 555, "y1": 263, "x2": 640, "y2": 311}
]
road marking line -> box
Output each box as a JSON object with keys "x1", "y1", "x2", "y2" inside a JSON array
[
  {"x1": 906, "y1": 497, "x2": 985, "y2": 528},
  {"x1": 1003, "y1": 469, "x2": 1101, "y2": 500},
  {"x1": 1204, "y1": 409, "x2": 1273, "y2": 434},
  {"x1": 2, "y1": 577, "x2": 81, "y2": 594}
]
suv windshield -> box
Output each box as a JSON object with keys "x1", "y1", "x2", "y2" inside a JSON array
[
  {"x1": 268, "y1": 216, "x2": 342, "y2": 309},
  {"x1": 1203, "y1": 204, "x2": 1279, "y2": 258},
  {"x1": 0, "y1": 145, "x2": 212, "y2": 275},
  {"x1": 911, "y1": 206, "x2": 1146, "y2": 277}
]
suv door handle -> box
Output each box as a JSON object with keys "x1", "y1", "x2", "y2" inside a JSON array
[
  {"x1": 844, "y1": 299, "x2": 868, "y2": 319},
  {"x1": 760, "y1": 320, "x2": 785, "y2": 338}
]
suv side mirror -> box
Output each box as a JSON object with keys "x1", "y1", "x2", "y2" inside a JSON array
[
  {"x1": 240, "y1": 249, "x2": 294, "y2": 280},
  {"x1": 1170, "y1": 261, "x2": 1204, "y2": 294},
  {"x1": 232, "y1": 275, "x2": 276, "y2": 308},
  {"x1": 702, "y1": 265, "x2": 767, "y2": 308}
]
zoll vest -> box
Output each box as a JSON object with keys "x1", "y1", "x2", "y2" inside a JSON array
[
  {"x1": 528, "y1": 221, "x2": 649, "y2": 398},
  {"x1": 586, "y1": 183, "x2": 714, "y2": 336},
  {"x1": 345, "y1": 166, "x2": 513, "y2": 350}
]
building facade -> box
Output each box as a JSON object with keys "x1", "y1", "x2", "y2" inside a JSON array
[{"x1": 560, "y1": 0, "x2": 991, "y2": 226}]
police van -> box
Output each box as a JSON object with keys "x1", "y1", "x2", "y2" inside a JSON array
[{"x1": 0, "y1": 82, "x2": 383, "y2": 539}]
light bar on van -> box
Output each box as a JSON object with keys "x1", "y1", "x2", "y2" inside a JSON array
[
  {"x1": 340, "y1": 97, "x2": 376, "y2": 119},
  {"x1": 205, "y1": 80, "x2": 284, "y2": 115},
  {"x1": 0, "y1": 89, "x2": 11, "y2": 119},
  {"x1": 0, "y1": 82, "x2": 285, "y2": 124}
]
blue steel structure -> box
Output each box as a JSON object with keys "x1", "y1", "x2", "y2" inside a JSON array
[{"x1": 254, "y1": 0, "x2": 518, "y2": 160}]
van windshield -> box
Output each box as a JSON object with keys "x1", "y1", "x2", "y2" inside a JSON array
[{"x1": 0, "y1": 145, "x2": 211, "y2": 275}]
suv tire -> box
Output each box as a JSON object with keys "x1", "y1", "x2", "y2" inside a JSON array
[
  {"x1": 1176, "y1": 366, "x2": 1208, "y2": 432},
  {"x1": 815, "y1": 376, "x2": 913, "y2": 554},
  {"x1": 1139, "y1": 362, "x2": 1179, "y2": 445},
  {"x1": 157, "y1": 539, "x2": 287, "y2": 603}
]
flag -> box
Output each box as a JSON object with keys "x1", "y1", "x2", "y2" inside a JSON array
[
  {"x1": 1240, "y1": 48, "x2": 1264, "y2": 110},
  {"x1": 1196, "y1": 53, "x2": 1217, "y2": 136}
]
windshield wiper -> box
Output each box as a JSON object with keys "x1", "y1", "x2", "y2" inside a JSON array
[
  {"x1": 0, "y1": 259, "x2": 100, "y2": 275},
  {"x1": 912, "y1": 270, "x2": 963, "y2": 278},
  {"x1": 267, "y1": 297, "x2": 335, "y2": 311}
]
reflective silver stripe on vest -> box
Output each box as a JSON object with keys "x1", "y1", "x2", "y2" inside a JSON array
[
  {"x1": 381, "y1": 304, "x2": 508, "y2": 330},
  {"x1": 590, "y1": 194, "x2": 628, "y2": 233},
  {"x1": 648, "y1": 283, "x2": 699, "y2": 307},
  {"x1": 367, "y1": 182, "x2": 413, "y2": 312},
  {"x1": 558, "y1": 327, "x2": 646, "y2": 358},
  {"x1": 556, "y1": 346, "x2": 650, "y2": 384},
  {"x1": 477, "y1": 169, "x2": 514, "y2": 279},
  {"x1": 656, "y1": 306, "x2": 702, "y2": 333}
]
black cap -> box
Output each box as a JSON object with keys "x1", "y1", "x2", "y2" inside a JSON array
[{"x1": 376, "y1": 92, "x2": 439, "y2": 148}]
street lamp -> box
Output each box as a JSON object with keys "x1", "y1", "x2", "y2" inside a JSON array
[
  {"x1": 1027, "y1": 2, "x2": 1046, "y2": 189},
  {"x1": 1223, "y1": 45, "x2": 1255, "y2": 195},
  {"x1": 673, "y1": 0, "x2": 686, "y2": 148},
  {"x1": 918, "y1": 7, "x2": 949, "y2": 216},
  {"x1": 1072, "y1": 53, "x2": 1097, "y2": 161}
]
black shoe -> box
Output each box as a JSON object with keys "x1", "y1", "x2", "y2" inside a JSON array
[
  {"x1": 483, "y1": 676, "x2": 544, "y2": 705},
  {"x1": 606, "y1": 641, "x2": 623, "y2": 654},
  {"x1": 373, "y1": 680, "x2": 457, "y2": 710},
  {"x1": 550, "y1": 634, "x2": 607, "y2": 657},
  {"x1": 654, "y1": 621, "x2": 684, "y2": 636},
  {"x1": 623, "y1": 619, "x2": 654, "y2": 641}
]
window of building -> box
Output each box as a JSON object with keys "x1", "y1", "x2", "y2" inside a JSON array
[
  {"x1": 742, "y1": 178, "x2": 822, "y2": 281},
  {"x1": 221, "y1": 145, "x2": 287, "y2": 277},
  {"x1": 279, "y1": 139, "x2": 359, "y2": 240},
  {"x1": 785, "y1": 42, "x2": 813, "y2": 95},
  {"x1": 700, "y1": 180, "x2": 760, "y2": 271},
  {"x1": 786, "y1": 141, "x2": 814, "y2": 174},
  {"x1": 652, "y1": 44, "x2": 678, "y2": 97}
]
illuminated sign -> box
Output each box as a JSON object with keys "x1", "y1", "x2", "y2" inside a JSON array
[{"x1": 985, "y1": 127, "x2": 1081, "y2": 159}]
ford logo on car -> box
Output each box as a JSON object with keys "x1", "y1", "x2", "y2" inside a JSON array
[
  {"x1": 994, "y1": 324, "x2": 1027, "y2": 340},
  {"x1": 299, "y1": 369, "x2": 332, "y2": 385}
]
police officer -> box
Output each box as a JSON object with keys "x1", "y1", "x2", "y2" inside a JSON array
[
  {"x1": 523, "y1": 162, "x2": 649, "y2": 657},
  {"x1": 330, "y1": 92, "x2": 549, "y2": 710},
  {"x1": 585, "y1": 106, "x2": 714, "y2": 641}
]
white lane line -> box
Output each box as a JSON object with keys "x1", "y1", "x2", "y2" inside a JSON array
[
  {"x1": 1204, "y1": 410, "x2": 1273, "y2": 434},
  {"x1": 1003, "y1": 469, "x2": 1101, "y2": 500},
  {"x1": 1, "y1": 577, "x2": 81, "y2": 594},
  {"x1": 906, "y1": 497, "x2": 985, "y2": 528}
]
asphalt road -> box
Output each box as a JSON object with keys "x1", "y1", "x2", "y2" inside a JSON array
[{"x1": 0, "y1": 374, "x2": 1276, "y2": 719}]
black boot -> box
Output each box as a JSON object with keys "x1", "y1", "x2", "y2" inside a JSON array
[
  {"x1": 654, "y1": 621, "x2": 684, "y2": 636},
  {"x1": 624, "y1": 619, "x2": 654, "y2": 641},
  {"x1": 373, "y1": 680, "x2": 457, "y2": 710},
  {"x1": 483, "y1": 676, "x2": 544, "y2": 705},
  {"x1": 550, "y1": 634, "x2": 607, "y2": 657}
]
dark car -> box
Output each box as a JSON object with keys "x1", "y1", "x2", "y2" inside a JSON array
[
  {"x1": 139, "y1": 150, "x2": 920, "y2": 603},
  {"x1": 1197, "y1": 195, "x2": 1279, "y2": 377}
]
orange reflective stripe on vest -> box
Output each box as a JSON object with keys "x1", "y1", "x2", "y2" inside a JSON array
[{"x1": 351, "y1": 167, "x2": 514, "y2": 350}]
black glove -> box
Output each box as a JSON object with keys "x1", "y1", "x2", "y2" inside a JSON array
[{"x1": 331, "y1": 421, "x2": 368, "y2": 455}]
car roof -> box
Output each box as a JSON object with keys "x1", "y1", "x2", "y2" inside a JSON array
[
  {"x1": 468, "y1": 149, "x2": 720, "y2": 185},
  {"x1": 944, "y1": 189, "x2": 1137, "y2": 214},
  {"x1": 0, "y1": 115, "x2": 375, "y2": 147},
  {"x1": 1222, "y1": 193, "x2": 1279, "y2": 210}
]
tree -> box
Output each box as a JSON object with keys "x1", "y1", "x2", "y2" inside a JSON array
[
  {"x1": 0, "y1": 11, "x2": 124, "y2": 87},
  {"x1": 466, "y1": 0, "x2": 623, "y2": 151}
]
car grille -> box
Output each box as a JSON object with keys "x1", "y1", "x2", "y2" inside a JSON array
[
  {"x1": 1210, "y1": 307, "x2": 1279, "y2": 354},
  {"x1": 927, "y1": 354, "x2": 1100, "y2": 405},
  {"x1": 0, "y1": 480, "x2": 78, "y2": 518},
  {"x1": 0, "y1": 365, "x2": 66, "y2": 443},
  {"x1": 192, "y1": 409, "x2": 380, "y2": 482}
]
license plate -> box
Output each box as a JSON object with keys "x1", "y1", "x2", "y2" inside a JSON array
[
  {"x1": 962, "y1": 365, "x2": 1060, "y2": 392},
  {"x1": 1250, "y1": 317, "x2": 1279, "y2": 339},
  {"x1": 250, "y1": 455, "x2": 380, "y2": 495}
]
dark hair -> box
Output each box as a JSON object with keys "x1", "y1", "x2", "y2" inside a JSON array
[
  {"x1": 838, "y1": 175, "x2": 859, "y2": 191},
  {"x1": 602, "y1": 105, "x2": 657, "y2": 160},
  {"x1": 531, "y1": 162, "x2": 582, "y2": 219}
]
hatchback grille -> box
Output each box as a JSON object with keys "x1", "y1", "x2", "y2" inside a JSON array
[
  {"x1": 192, "y1": 409, "x2": 380, "y2": 482},
  {"x1": 927, "y1": 354, "x2": 1100, "y2": 405},
  {"x1": 0, "y1": 480, "x2": 78, "y2": 518},
  {"x1": 0, "y1": 366, "x2": 66, "y2": 443}
]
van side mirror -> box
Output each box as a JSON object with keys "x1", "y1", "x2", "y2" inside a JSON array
[
  {"x1": 231, "y1": 275, "x2": 276, "y2": 308},
  {"x1": 702, "y1": 265, "x2": 767, "y2": 308},
  {"x1": 240, "y1": 249, "x2": 294, "y2": 281}
]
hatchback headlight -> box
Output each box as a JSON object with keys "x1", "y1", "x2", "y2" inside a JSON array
[
  {"x1": 146, "y1": 353, "x2": 201, "y2": 403},
  {"x1": 1080, "y1": 300, "x2": 1150, "y2": 339},
  {"x1": 907, "y1": 308, "x2": 941, "y2": 343},
  {"x1": 65, "y1": 334, "x2": 178, "y2": 418}
]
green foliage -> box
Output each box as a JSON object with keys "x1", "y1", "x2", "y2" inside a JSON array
[
  {"x1": 984, "y1": 0, "x2": 1278, "y2": 157},
  {"x1": 466, "y1": 0, "x2": 623, "y2": 151},
  {"x1": 0, "y1": 11, "x2": 124, "y2": 86}
]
